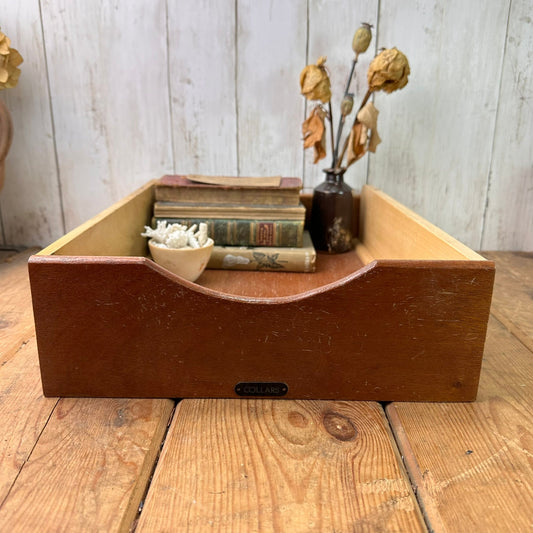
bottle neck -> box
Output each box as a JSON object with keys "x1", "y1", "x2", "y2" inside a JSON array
[{"x1": 323, "y1": 168, "x2": 345, "y2": 183}]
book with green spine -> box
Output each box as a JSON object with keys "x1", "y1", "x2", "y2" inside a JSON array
[{"x1": 153, "y1": 217, "x2": 304, "y2": 247}]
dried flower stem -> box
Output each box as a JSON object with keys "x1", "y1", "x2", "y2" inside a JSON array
[
  {"x1": 333, "y1": 54, "x2": 359, "y2": 168},
  {"x1": 344, "y1": 55, "x2": 359, "y2": 95},
  {"x1": 328, "y1": 101, "x2": 336, "y2": 168},
  {"x1": 337, "y1": 88, "x2": 373, "y2": 168},
  {"x1": 333, "y1": 117, "x2": 346, "y2": 169}
]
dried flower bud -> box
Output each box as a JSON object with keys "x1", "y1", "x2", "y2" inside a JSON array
[
  {"x1": 0, "y1": 33, "x2": 11, "y2": 56},
  {"x1": 340, "y1": 94, "x2": 354, "y2": 117},
  {"x1": 302, "y1": 106, "x2": 327, "y2": 163},
  {"x1": 299, "y1": 56, "x2": 332, "y2": 103},
  {"x1": 352, "y1": 23, "x2": 372, "y2": 55},
  {"x1": 0, "y1": 48, "x2": 23, "y2": 90},
  {"x1": 367, "y1": 47, "x2": 410, "y2": 94},
  {"x1": 0, "y1": 31, "x2": 23, "y2": 90}
]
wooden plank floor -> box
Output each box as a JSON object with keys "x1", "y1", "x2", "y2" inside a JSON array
[
  {"x1": 0, "y1": 250, "x2": 531, "y2": 531},
  {"x1": 387, "y1": 251, "x2": 533, "y2": 532},
  {"x1": 136, "y1": 400, "x2": 425, "y2": 532},
  {"x1": 0, "y1": 251, "x2": 175, "y2": 532}
]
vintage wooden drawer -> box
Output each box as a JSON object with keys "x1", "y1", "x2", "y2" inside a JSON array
[{"x1": 28, "y1": 181, "x2": 494, "y2": 401}]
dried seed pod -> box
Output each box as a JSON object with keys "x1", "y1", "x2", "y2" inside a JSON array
[
  {"x1": 299, "y1": 56, "x2": 332, "y2": 103},
  {"x1": 367, "y1": 47, "x2": 410, "y2": 93},
  {"x1": 352, "y1": 23, "x2": 372, "y2": 55},
  {"x1": 340, "y1": 94, "x2": 354, "y2": 117}
]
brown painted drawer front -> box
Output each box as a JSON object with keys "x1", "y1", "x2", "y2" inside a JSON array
[{"x1": 29, "y1": 255, "x2": 493, "y2": 401}]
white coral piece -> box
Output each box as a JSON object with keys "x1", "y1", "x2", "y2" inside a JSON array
[{"x1": 141, "y1": 221, "x2": 210, "y2": 249}]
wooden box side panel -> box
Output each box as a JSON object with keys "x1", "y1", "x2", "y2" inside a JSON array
[
  {"x1": 38, "y1": 180, "x2": 156, "y2": 257},
  {"x1": 28, "y1": 256, "x2": 494, "y2": 401},
  {"x1": 359, "y1": 185, "x2": 485, "y2": 262}
]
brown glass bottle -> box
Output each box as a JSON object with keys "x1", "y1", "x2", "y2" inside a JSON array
[{"x1": 310, "y1": 168, "x2": 354, "y2": 253}]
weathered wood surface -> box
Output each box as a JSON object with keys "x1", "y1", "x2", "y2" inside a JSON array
[
  {"x1": 480, "y1": 0, "x2": 533, "y2": 251},
  {"x1": 137, "y1": 399, "x2": 425, "y2": 532},
  {"x1": 0, "y1": 1, "x2": 64, "y2": 247},
  {"x1": 0, "y1": 251, "x2": 175, "y2": 532},
  {"x1": 0, "y1": 2, "x2": 531, "y2": 251},
  {"x1": 0, "y1": 398, "x2": 174, "y2": 533},
  {"x1": 0, "y1": 336, "x2": 58, "y2": 507},
  {"x1": 1, "y1": 250, "x2": 532, "y2": 531},
  {"x1": 168, "y1": 0, "x2": 238, "y2": 176},
  {"x1": 0, "y1": 249, "x2": 37, "y2": 362},
  {"x1": 372, "y1": 0, "x2": 511, "y2": 250},
  {"x1": 387, "y1": 251, "x2": 533, "y2": 532},
  {"x1": 38, "y1": 0, "x2": 173, "y2": 232},
  {"x1": 237, "y1": 0, "x2": 307, "y2": 178},
  {"x1": 482, "y1": 251, "x2": 533, "y2": 350}
]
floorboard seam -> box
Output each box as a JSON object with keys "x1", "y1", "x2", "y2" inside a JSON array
[
  {"x1": 129, "y1": 399, "x2": 179, "y2": 532},
  {"x1": 383, "y1": 402, "x2": 441, "y2": 533},
  {"x1": 0, "y1": 396, "x2": 60, "y2": 511}
]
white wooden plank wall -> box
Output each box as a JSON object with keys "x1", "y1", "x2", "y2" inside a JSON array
[{"x1": 0, "y1": 0, "x2": 531, "y2": 250}]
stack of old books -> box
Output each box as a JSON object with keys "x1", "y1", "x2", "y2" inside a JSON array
[{"x1": 153, "y1": 174, "x2": 316, "y2": 272}]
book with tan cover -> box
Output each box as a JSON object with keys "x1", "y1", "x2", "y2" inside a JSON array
[
  {"x1": 207, "y1": 232, "x2": 316, "y2": 272},
  {"x1": 155, "y1": 175, "x2": 302, "y2": 206}
]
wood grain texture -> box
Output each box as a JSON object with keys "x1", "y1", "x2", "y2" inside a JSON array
[
  {"x1": 370, "y1": 0, "x2": 510, "y2": 249},
  {"x1": 236, "y1": 0, "x2": 307, "y2": 178},
  {"x1": 387, "y1": 315, "x2": 533, "y2": 532},
  {"x1": 168, "y1": 0, "x2": 238, "y2": 175},
  {"x1": 38, "y1": 180, "x2": 155, "y2": 257},
  {"x1": 0, "y1": 248, "x2": 58, "y2": 506},
  {"x1": 136, "y1": 399, "x2": 425, "y2": 532},
  {"x1": 481, "y1": 0, "x2": 533, "y2": 250},
  {"x1": 305, "y1": 0, "x2": 378, "y2": 190},
  {"x1": 0, "y1": 337, "x2": 58, "y2": 507},
  {"x1": 360, "y1": 186, "x2": 487, "y2": 261},
  {"x1": 483, "y1": 251, "x2": 533, "y2": 350},
  {"x1": 0, "y1": 249, "x2": 38, "y2": 363},
  {"x1": 0, "y1": 397, "x2": 174, "y2": 533},
  {"x1": 40, "y1": 0, "x2": 173, "y2": 232},
  {"x1": 29, "y1": 255, "x2": 493, "y2": 401},
  {"x1": 0, "y1": 0, "x2": 64, "y2": 247}
]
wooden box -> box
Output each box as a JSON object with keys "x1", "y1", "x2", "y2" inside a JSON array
[{"x1": 28, "y1": 181, "x2": 494, "y2": 401}]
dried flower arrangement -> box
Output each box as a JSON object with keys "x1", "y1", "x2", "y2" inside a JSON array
[
  {"x1": 0, "y1": 30, "x2": 23, "y2": 90},
  {"x1": 300, "y1": 24, "x2": 410, "y2": 253},
  {"x1": 300, "y1": 24, "x2": 410, "y2": 171}
]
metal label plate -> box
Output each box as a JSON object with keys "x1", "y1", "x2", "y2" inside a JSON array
[{"x1": 235, "y1": 382, "x2": 288, "y2": 397}]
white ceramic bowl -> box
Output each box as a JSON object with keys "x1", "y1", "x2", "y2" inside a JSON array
[{"x1": 148, "y1": 238, "x2": 214, "y2": 282}]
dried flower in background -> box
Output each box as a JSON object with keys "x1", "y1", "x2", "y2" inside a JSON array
[
  {"x1": 299, "y1": 30, "x2": 409, "y2": 172},
  {"x1": 299, "y1": 56, "x2": 331, "y2": 103},
  {"x1": 352, "y1": 23, "x2": 373, "y2": 56},
  {"x1": 0, "y1": 33, "x2": 10, "y2": 55},
  {"x1": 302, "y1": 106, "x2": 327, "y2": 163},
  {"x1": 0, "y1": 31, "x2": 23, "y2": 90},
  {"x1": 346, "y1": 122, "x2": 366, "y2": 166},
  {"x1": 357, "y1": 101, "x2": 381, "y2": 153},
  {"x1": 367, "y1": 47, "x2": 410, "y2": 93}
]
